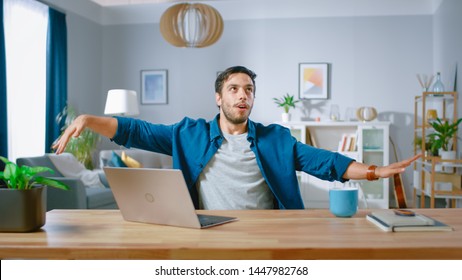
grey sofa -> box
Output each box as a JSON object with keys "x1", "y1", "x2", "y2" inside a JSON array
[{"x1": 16, "y1": 155, "x2": 117, "y2": 211}]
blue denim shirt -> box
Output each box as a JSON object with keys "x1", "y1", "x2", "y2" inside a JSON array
[{"x1": 112, "y1": 115, "x2": 354, "y2": 209}]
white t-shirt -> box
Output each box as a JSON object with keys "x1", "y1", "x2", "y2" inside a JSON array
[{"x1": 196, "y1": 132, "x2": 274, "y2": 210}]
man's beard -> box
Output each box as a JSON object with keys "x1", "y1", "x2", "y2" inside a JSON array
[{"x1": 221, "y1": 102, "x2": 252, "y2": 125}]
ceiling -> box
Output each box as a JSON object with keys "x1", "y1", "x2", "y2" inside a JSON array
[{"x1": 45, "y1": 0, "x2": 444, "y2": 25}]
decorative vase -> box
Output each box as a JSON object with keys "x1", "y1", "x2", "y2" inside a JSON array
[
  {"x1": 282, "y1": 112, "x2": 291, "y2": 123},
  {"x1": 431, "y1": 72, "x2": 445, "y2": 93},
  {"x1": 425, "y1": 109, "x2": 438, "y2": 124},
  {"x1": 356, "y1": 107, "x2": 377, "y2": 122},
  {"x1": 440, "y1": 150, "x2": 456, "y2": 173},
  {"x1": 0, "y1": 186, "x2": 47, "y2": 232}
]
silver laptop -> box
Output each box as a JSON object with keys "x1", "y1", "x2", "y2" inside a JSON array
[{"x1": 103, "y1": 167, "x2": 237, "y2": 229}]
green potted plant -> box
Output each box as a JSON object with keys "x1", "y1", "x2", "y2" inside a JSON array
[
  {"x1": 273, "y1": 93, "x2": 299, "y2": 122},
  {"x1": 414, "y1": 135, "x2": 438, "y2": 157},
  {"x1": 428, "y1": 117, "x2": 462, "y2": 172},
  {"x1": 428, "y1": 117, "x2": 462, "y2": 151},
  {"x1": 425, "y1": 134, "x2": 439, "y2": 157},
  {"x1": 55, "y1": 105, "x2": 100, "y2": 170},
  {"x1": 0, "y1": 156, "x2": 69, "y2": 232}
]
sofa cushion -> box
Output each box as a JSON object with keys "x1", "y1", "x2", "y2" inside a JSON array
[
  {"x1": 86, "y1": 188, "x2": 117, "y2": 209},
  {"x1": 121, "y1": 151, "x2": 142, "y2": 168},
  {"x1": 108, "y1": 151, "x2": 127, "y2": 167},
  {"x1": 47, "y1": 153, "x2": 106, "y2": 188}
]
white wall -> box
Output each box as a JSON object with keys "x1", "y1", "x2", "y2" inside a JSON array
[{"x1": 66, "y1": 13, "x2": 103, "y2": 116}]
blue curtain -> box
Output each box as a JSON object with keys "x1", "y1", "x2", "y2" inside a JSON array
[
  {"x1": 45, "y1": 8, "x2": 67, "y2": 153},
  {"x1": 0, "y1": 2, "x2": 8, "y2": 158}
]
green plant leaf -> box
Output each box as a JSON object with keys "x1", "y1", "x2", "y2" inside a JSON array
[
  {"x1": 428, "y1": 117, "x2": 462, "y2": 151},
  {"x1": 3, "y1": 162, "x2": 19, "y2": 189},
  {"x1": 34, "y1": 177, "x2": 70, "y2": 191},
  {"x1": 0, "y1": 156, "x2": 11, "y2": 165},
  {"x1": 0, "y1": 156, "x2": 69, "y2": 190},
  {"x1": 273, "y1": 93, "x2": 299, "y2": 114}
]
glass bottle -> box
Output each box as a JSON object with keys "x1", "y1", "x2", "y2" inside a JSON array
[
  {"x1": 329, "y1": 104, "x2": 340, "y2": 121},
  {"x1": 431, "y1": 72, "x2": 445, "y2": 93}
]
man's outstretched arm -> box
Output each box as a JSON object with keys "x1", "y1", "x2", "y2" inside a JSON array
[
  {"x1": 52, "y1": 114, "x2": 118, "y2": 154},
  {"x1": 343, "y1": 154, "x2": 420, "y2": 180}
]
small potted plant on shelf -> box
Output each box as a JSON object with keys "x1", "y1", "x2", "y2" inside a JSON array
[
  {"x1": 414, "y1": 135, "x2": 439, "y2": 157},
  {"x1": 428, "y1": 117, "x2": 462, "y2": 172},
  {"x1": 273, "y1": 93, "x2": 299, "y2": 122},
  {"x1": 0, "y1": 156, "x2": 69, "y2": 232},
  {"x1": 425, "y1": 134, "x2": 439, "y2": 157}
]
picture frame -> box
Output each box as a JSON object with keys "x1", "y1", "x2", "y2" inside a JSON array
[
  {"x1": 298, "y1": 63, "x2": 330, "y2": 100},
  {"x1": 141, "y1": 69, "x2": 168, "y2": 104}
]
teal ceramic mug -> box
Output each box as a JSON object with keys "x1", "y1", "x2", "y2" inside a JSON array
[{"x1": 329, "y1": 187, "x2": 358, "y2": 217}]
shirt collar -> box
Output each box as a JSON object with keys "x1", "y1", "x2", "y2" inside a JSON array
[
  {"x1": 210, "y1": 114, "x2": 222, "y2": 141},
  {"x1": 210, "y1": 114, "x2": 256, "y2": 142}
]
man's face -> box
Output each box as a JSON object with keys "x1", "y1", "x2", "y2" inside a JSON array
[{"x1": 216, "y1": 73, "x2": 255, "y2": 125}]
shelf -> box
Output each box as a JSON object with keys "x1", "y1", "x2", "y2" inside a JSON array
[
  {"x1": 278, "y1": 121, "x2": 390, "y2": 127},
  {"x1": 422, "y1": 162, "x2": 462, "y2": 169},
  {"x1": 415, "y1": 92, "x2": 457, "y2": 103},
  {"x1": 413, "y1": 91, "x2": 459, "y2": 208},
  {"x1": 413, "y1": 187, "x2": 462, "y2": 199},
  {"x1": 363, "y1": 148, "x2": 384, "y2": 152},
  {"x1": 418, "y1": 157, "x2": 462, "y2": 168}
]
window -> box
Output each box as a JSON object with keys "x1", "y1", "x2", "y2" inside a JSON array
[{"x1": 4, "y1": 0, "x2": 48, "y2": 162}]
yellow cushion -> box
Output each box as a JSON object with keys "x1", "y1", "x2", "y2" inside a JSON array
[{"x1": 121, "y1": 151, "x2": 142, "y2": 168}]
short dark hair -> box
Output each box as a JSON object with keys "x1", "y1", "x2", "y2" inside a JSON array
[{"x1": 215, "y1": 66, "x2": 257, "y2": 95}]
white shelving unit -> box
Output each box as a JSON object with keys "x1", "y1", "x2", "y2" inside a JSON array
[{"x1": 280, "y1": 121, "x2": 390, "y2": 209}]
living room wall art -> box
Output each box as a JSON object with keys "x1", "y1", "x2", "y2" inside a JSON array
[
  {"x1": 299, "y1": 63, "x2": 330, "y2": 100},
  {"x1": 141, "y1": 69, "x2": 168, "y2": 104}
]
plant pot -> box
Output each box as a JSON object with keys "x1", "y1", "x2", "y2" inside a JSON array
[
  {"x1": 440, "y1": 150, "x2": 456, "y2": 173},
  {"x1": 0, "y1": 186, "x2": 47, "y2": 232},
  {"x1": 282, "y1": 112, "x2": 291, "y2": 123}
]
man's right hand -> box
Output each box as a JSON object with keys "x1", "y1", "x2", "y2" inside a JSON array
[
  {"x1": 52, "y1": 115, "x2": 118, "y2": 154},
  {"x1": 52, "y1": 115, "x2": 89, "y2": 154}
]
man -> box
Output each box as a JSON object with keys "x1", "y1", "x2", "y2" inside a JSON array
[{"x1": 53, "y1": 66, "x2": 419, "y2": 210}]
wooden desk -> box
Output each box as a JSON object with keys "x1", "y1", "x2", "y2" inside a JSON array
[{"x1": 1, "y1": 209, "x2": 461, "y2": 259}]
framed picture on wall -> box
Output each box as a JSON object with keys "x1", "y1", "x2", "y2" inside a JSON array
[
  {"x1": 298, "y1": 63, "x2": 330, "y2": 100},
  {"x1": 141, "y1": 69, "x2": 168, "y2": 104}
]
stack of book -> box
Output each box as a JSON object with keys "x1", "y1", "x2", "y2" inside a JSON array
[{"x1": 338, "y1": 133, "x2": 357, "y2": 152}]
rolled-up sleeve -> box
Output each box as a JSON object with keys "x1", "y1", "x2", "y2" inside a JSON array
[
  {"x1": 295, "y1": 141, "x2": 355, "y2": 182},
  {"x1": 111, "y1": 117, "x2": 173, "y2": 155}
]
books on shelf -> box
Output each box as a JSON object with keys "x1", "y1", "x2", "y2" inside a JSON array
[
  {"x1": 366, "y1": 210, "x2": 453, "y2": 232},
  {"x1": 338, "y1": 133, "x2": 357, "y2": 152}
]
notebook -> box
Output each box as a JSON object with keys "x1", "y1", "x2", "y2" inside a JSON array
[
  {"x1": 366, "y1": 210, "x2": 453, "y2": 232},
  {"x1": 103, "y1": 167, "x2": 238, "y2": 229}
]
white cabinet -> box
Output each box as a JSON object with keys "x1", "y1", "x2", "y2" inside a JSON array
[{"x1": 281, "y1": 121, "x2": 390, "y2": 209}]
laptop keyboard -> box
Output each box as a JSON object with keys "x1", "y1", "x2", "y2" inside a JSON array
[{"x1": 197, "y1": 214, "x2": 233, "y2": 227}]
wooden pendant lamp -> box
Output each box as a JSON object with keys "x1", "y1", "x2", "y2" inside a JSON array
[{"x1": 160, "y1": 3, "x2": 224, "y2": 48}]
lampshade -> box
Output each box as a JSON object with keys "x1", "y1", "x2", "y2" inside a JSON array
[
  {"x1": 159, "y1": 3, "x2": 223, "y2": 48},
  {"x1": 104, "y1": 89, "x2": 139, "y2": 116}
]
